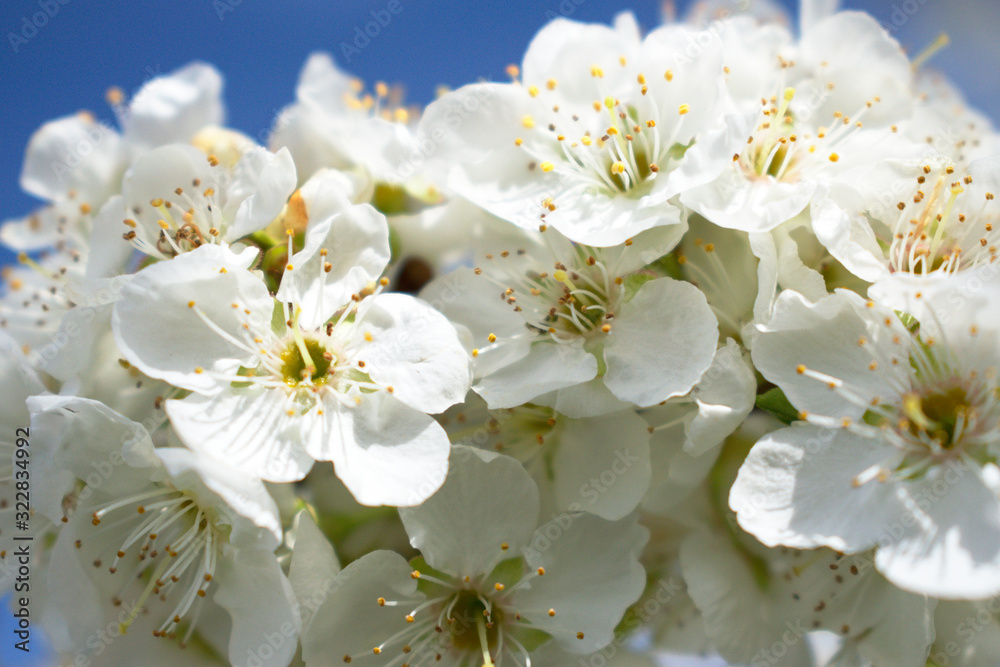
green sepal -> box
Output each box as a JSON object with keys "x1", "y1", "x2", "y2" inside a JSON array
[{"x1": 755, "y1": 387, "x2": 800, "y2": 425}]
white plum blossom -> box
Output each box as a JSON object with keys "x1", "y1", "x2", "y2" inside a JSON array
[
  {"x1": 293, "y1": 445, "x2": 648, "y2": 666},
  {"x1": 270, "y1": 52, "x2": 420, "y2": 186},
  {"x1": 812, "y1": 155, "x2": 1000, "y2": 285},
  {"x1": 418, "y1": 14, "x2": 733, "y2": 246},
  {"x1": 423, "y1": 226, "x2": 718, "y2": 417},
  {"x1": 731, "y1": 280, "x2": 1000, "y2": 599},
  {"x1": 117, "y1": 142, "x2": 296, "y2": 259},
  {"x1": 112, "y1": 184, "x2": 471, "y2": 504},
  {"x1": 29, "y1": 395, "x2": 298, "y2": 665}
]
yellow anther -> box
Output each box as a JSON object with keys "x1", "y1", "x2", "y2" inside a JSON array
[
  {"x1": 522, "y1": 115, "x2": 535, "y2": 129},
  {"x1": 540, "y1": 162, "x2": 555, "y2": 172}
]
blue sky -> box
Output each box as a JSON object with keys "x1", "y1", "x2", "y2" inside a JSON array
[{"x1": 0, "y1": 0, "x2": 998, "y2": 664}]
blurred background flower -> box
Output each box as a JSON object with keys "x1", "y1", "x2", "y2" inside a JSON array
[{"x1": 1, "y1": 0, "x2": 997, "y2": 272}]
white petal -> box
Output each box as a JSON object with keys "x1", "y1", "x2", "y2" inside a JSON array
[
  {"x1": 518, "y1": 513, "x2": 648, "y2": 652},
  {"x1": 124, "y1": 62, "x2": 224, "y2": 148},
  {"x1": 353, "y1": 293, "x2": 471, "y2": 413},
  {"x1": 604, "y1": 278, "x2": 718, "y2": 406},
  {"x1": 685, "y1": 339, "x2": 757, "y2": 455},
  {"x1": 797, "y1": 12, "x2": 912, "y2": 127},
  {"x1": 42, "y1": 302, "x2": 113, "y2": 382},
  {"x1": 678, "y1": 530, "x2": 814, "y2": 666},
  {"x1": 214, "y1": 546, "x2": 300, "y2": 667},
  {"x1": 875, "y1": 471, "x2": 1000, "y2": 599},
  {"x1": 86, "y1": 195, "x2": 134, "y2": 279},
  {"x1": 772, "y1": 225, "x2": 829, "y2": 303},
  {"x1": 399, "y1": 445, "x2": 539, "y2": 578},
  {"x1": 278, "y1": 177, "x2": 390, "y2": 329},
  {"x1": 418, "y1": 83, "x2": 556, "y2": 230},
  {"x1": 166, "y1": 389, "x2": 316, "y2": 483},
  {"x1": 810, "y1": 185, "x2": 891, "y2": 283},
  {"x1": 299, "y1": 550, "x2": 422, "y2": 665},
  {"x1": 552, "y1": 412, "x2": 651, "y2": 520},
  {"x1": 475, "y1": 341, "x2": 598, "y2": 409},
  {"x1": 112, "y1": 244, "x2": 268, "y2": 394},
  {"x1": 420, "y1": 266, "x2": 534, "y2": 378},
  {"x1": 226, "y1": 146, "x2": 298, "y2": 240},
  {"x1": 20, "y1": 114, "x2": 122, "y2": 202},
  {"x1": 295, "y1": 52, "x2": 356, "y2": 110},
  {"x1": 800, "y1": 0, "x2": 840, "y2": 33},
  {"x1": 601, "y1": 222, "x2": 689, "y2": 275},
  {"x1": 751, "y1": 289, "x2": 910, "y2": 418},
  {"x1": 120, "y1": 143, "x2": 215, "y2": 243},
  {"x1": 642, "y1": 417, "x2": 721, "y2": 513},
  {"x1": 288, "y1": 509, "x2": 341, "y2": 636},
  {"x1": 681, "y1": 168, "x2": 815, "y2": 233},
  {"x1": 27, "y1": 395, "x2": 159, "y2": 522},
  {"x1": 730, "y1": 425, "x2": 906, "y2": 552},
  {"x1": 536, "y1": 376, "x2": 633, "y2": 418},
  {"x1": 155, "y1": 445, "x2": 283, "y2": 550},
  {"x1": 521, "y1": 18, "x2": 639, "y2": 105},
  {"x1": 309, "y1": 391, "x2": 451, "y2": 507}
]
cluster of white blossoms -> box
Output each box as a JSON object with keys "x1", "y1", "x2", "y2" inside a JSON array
[{"x1": 5, "y1": 0, "x2": 1000, "y2": 665}]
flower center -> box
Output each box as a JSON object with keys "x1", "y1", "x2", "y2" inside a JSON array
[
  {"x1": 279, "y1": 336, "x2": 333, "y2": 386},
  {"x1": 88, "y1": 486, "x2": 221, "y2": 645},
  {"x1": 513, "y1": 61, "x2": 693, "y2": 217},
  {"x1": 447, "y1": 590, "x2": 503, "y2": 653},
  {"x1": 883, "y1": 165, "x2": 999, "y2": 275},
  {"x1": 475, "y1": 249, "x2": 623, "y2": 355},
  {"x1": 902, "y1": 386, "x2": 970, "y2": 449},
  {"x1": 122, "y1": 157, "x2": 228, "y2": 258}
]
